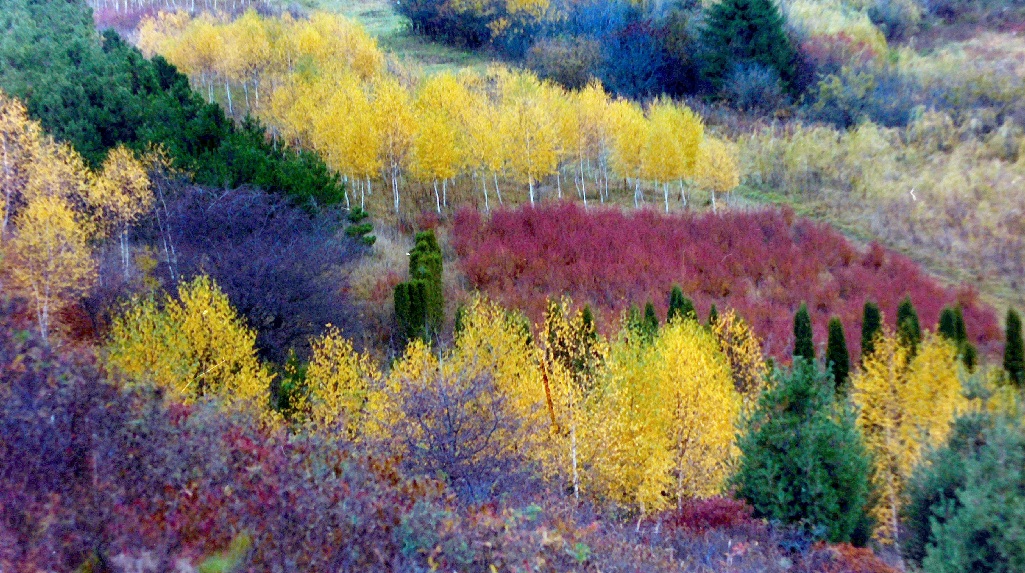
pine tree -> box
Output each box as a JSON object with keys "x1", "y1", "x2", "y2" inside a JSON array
[
  {"x1": 793, "y1": 303, "x2": 814, "y2": 362},
  {"x1": 700, "y1": 0, "x2": 798, "y2": 91},
  {"x1": 394, "y1": 230, "x2": 444, "y2": 342},
  {"x1": 708, "y1": 303, "x2": 719, "y2": 327},
  {"x1": 897, "y1": 296, "x2": 922, "y2": 356},
  {"x1": 826, "y1": 317, "x2": 850, "y2": 394},
  {"x1": 667, "y1": 285, "x2": 696, "y2": 322},
  {"x1": 1004, "y1": 309, "x2": 1024, "y2": 387},
  {"x1": 732, "y1": 360, "x2": 873, "y2": 544},
  {"x1": 938, "y1": 307, "x2": 958, "y2": 342},
  {"x1": 643, "y1": 301, "x2": 659, "y2": 341},
  {"x1": 861, "y1": 301, "x2": 882, "y2": 360}
]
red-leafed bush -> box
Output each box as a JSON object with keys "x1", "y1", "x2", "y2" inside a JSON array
[
  {"x1": 453, "y1": 203, "x2": 1000, "y2": 359},
  {"x1": 809, "y1": 543, "x2": 900, "y2": 573},
  {"x1": 661, "y1": 497, "x2": 759, "y2": 534}
]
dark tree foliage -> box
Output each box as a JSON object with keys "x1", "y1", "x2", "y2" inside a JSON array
[
  {"x1": 904, "y1": 412, "x2": 993, "y2": 567},
  {"x1": 731, "y1": 359, "x2": 874, "y2": 544},
  {"x1": 825, "y1": 317, "x2": 850, "y2": 394},
  {"x1": 793, "y1": 303, "x2": 815, "y2": 362},
  {"x1": 144, "y1": 186, "x2": 365, "y2": 362},
  {"x1": 699, "y1": 0, "x2": 798, "y2": 92},
  {"x1": 0, "y1": 0, "x2": 343, "y2": 206},
  {"x1": 861, "y1": 301, "x2": 882, "y2": 359},
  {"x1": 668, "y1": 285, "x2": 696, "y2": 322},
  {"x1": 1004, "y1": 309, "x2": 1025, "y2": 387},
  {"x1": 938, "y1": 306, "x2": 958, "y2": 341},
  {"x1": 643, "y1": 300, "x2": 660, "y2": 340},
  {"x1": 395, "y1": 230, "x2": 444, "y2": 343},
  {"x1": 910, "y1": 414, "x2": 1025, "y2": 572},
  {"x1": 897, "y1": 296, "x2": 922, "y2": 356}
]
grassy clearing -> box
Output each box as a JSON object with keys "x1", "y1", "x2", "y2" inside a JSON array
[{"x1": 301, "y1": 0, "x2": 494, "y2": 74}]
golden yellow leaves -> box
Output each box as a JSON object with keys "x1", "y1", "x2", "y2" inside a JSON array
[
  {"x1": 852, "y1": 332, "x2": 968, "y2": 543},
  {"x1": 301, "y1": 327, "x2": 380, "y2": 437},
  {"x1": 107, "y1": 276, "x2": 272, "y2": 410},
  {"x1": 605, "y1": 318, "x2": 741, "y2": 513},
  {"x1": 0, "y1": 91, "x2": 152, "y2": 341}
]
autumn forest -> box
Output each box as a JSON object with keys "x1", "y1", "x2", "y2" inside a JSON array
[{"x1": 2, "y1": 0, "x2": 1025, "y2": 570}]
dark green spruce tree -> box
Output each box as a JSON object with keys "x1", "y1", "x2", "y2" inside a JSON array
[
  {"x1": 708, "y1": 303, "x2": 720, "y2": 327},
  {"x1": 1004, "y1": 309, "x2": 1025, "y2": 387},
  {"x1": 826, "y1": 317, "x2": 850, "y2": 394},
  {"x1": 861, "y1": 301, "x2": 882, "y2": 360},
  {"x1": 732, "y1": 360, "x2": 873, "y2": 544},
  {"x1": 643, "y1": 301, "x2": 660, "y2": 341},
  {"x1": 700, "y1": 0, "x2": 798, "y2": 91},
  {"x1": 938, "y1": 307, "x2": 959, "y2": 342},
  {"x1": 897, "y1": 296, "x2": 922, "y2": 356},
  {"x1": 793, "y1": 303, "x2": 815, "y2": 362},
  {"x1": 668, "y1": 285, "x2": 696, "y2": 322}
]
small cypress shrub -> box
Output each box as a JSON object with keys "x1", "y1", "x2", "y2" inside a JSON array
[
  {"x1": 826, "y1": 317, "x2": 850, "y2": 394},
  {"x1": 938, "y1": 307, "x2": 958, "y2": 342},
  {"x1": 793, "y1": 303, "x2": 815, "y2": 362},
  {"x1": 1004, "y1": 309, "x2": 1024, "y2": 387},
  {"x1": 897, "y1": 296, "x2": 922, "y2": 355},
  {"x1": 861, "y1": 301, "x2": 882, "y2": 360},
  {"x1": 395, "y1": 230, "x2": 444, "y2": 342},
  {"x1": 668, "y1": 285, "x2": 696, "y2": 322},
  {"x1": 643, "y1": 301, "x2": 660, "y2": 341}
]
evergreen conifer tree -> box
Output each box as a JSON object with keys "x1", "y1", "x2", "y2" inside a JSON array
[
  {"x1": 861, "y1": 301, "x2": 882, "y2": 360},
  {"x1": 826, "y1": 317, "x2": 850, "y2": 394},
  {"x1": 732, "y1": 360, "x2": 873, "y2": 543},
  {"x1": 394, "y1": 230, "x2": 444, "y2": 343},
  {"x1": 708, "y1": 303, "x2": 719, "y2": 327},
  {"x1": 1004, "y1": 309, "x2": 1024, "y2": 387},
  {"x1": 793, "y1": 303, "x2": 815, "y2": 362},
  {"x1": 643, "y1": 301, "x2": 659, "y2": 341},
  {"x1": 938, "y1": 307, "x2": 958, "y2": 342},
  {"x1": 700, "y1": 0, "x2": 798, "y2": 91},
  {"x1": 667, "y1": 285, "x2": 696, "y2": 322},
  {"x1": 897, "y1": 296, "x2": 922, "y2": 356}
]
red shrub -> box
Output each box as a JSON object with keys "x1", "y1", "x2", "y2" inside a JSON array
[
  {"x1": 810, "y1": 543, "x2": 899, "y2": 573},
  {"x1": 453, "y1": 203, "x2": 1001, "y2": 360},
  {"x1": 661, "y1": 497, "x2": 758, "y2": 534}
]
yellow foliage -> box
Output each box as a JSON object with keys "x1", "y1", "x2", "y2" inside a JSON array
[
  {"x1": 852, "y1": 332, "x2": 968, "y2": 543},
  {"x1": 107, "y1": 276, "x2": 272, "y2": 411},
  {"x1": 0, "y1": 90, "x2": 42, "y2": 238},
  {"x1": 89, "y1": 146, "x2": 153, "y2": 238},
  {"x1": 604, "y1": 319, "x2": 741, "y2": 514},
  {"x1": 7, "y1": 195, "x2": 95, "y2": 341},
  {"x1": 711, "y1": 309, "x2": 768, "y2": 411},
  {"x1": 300, "y1": 326, "x2": 380, "y2": 436}
]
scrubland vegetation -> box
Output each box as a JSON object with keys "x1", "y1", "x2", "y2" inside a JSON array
[{"x1": 3, "y1": 0, "x2": 1025, "y2": 570}]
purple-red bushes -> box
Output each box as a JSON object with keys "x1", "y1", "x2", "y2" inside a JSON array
[
  {"x1": 454, "y1": 203, "x2": 1001, "y2": 359},
  {"x1": 662, "y1": 497, "x2": 758, "y2": 535}
]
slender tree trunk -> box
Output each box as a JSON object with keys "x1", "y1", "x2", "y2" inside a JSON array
[
  {"x1": 711, "y1": 189, "x2": 717, "y2": 214},
  {"x1": 579, "y1": 163, "x2": 587, "y2": 207},
  {"x1": 225, "y1": 80, "x2": 233, "y2": 116},
  {"x1": 481, "y1": 171, "x2": 490, "y2": 213},
  {"x1": 556, "y1": 169, "x2": 562, "y2": 199},
  {"x1": 493, "y1": 172, "x2": 503, "y2": 205},
  {"x1": 529, "y1": 178, "x2": 535, "y2": 207},
  {"x1": 433, "y1": 180, "x2": 441, "y2": 214},
  {"x1": 679, "y1": 180, "x2": 687, "y2": 208},
  {"x1": 663, "y1": 181, "x2": 670, "y2": 213},
  {"x1": 442, "y1": 178, "x2": 448, "y2": 209}
]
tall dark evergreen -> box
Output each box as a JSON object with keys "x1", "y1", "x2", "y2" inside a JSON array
[
  {"x1": 826, "y1": 317, "x2": 850, "y2": 394},
  {"x1": 897, "y1": 296, "x2": 922, "y2": 356},
  {"x1": 667, "y1": 285, "x2": 696, "y2": 322},
  {"x1": 394, "y1": 231, "x2": 444, "y2": 343},
  {"x1": 731, "y1": 360, "x2": 873, "y2": 544},
  {"x1": 700, "y1": 0, "x2": 798, "y2": 91},
  {"x1": 793, "y1": 303, "x2": 815, "y2": 362},
  {"x1": 643, "y1": 301, "x2": 660, "y2": 341},
  {"x1": 1004, "y1": 309, "x2": 1025, "y2": 387},
  {"x1": 938, "y1": 307, "x2": 959, "y2": 342},
  {"x1": 861, "y1": 301, "x2": 882, "y2": 359},
  {"x1": 708, "y1": 303, "x2": 719, "y2": 327}
]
